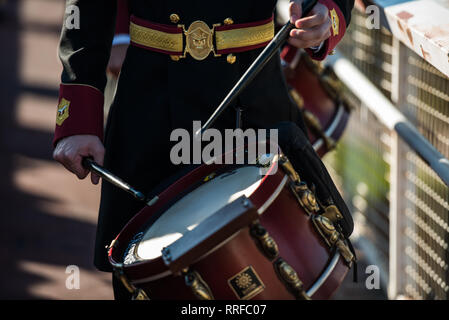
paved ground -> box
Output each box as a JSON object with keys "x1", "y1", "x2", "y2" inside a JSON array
[
  {"x1": 0, "y1": 0, "x2": 112, "y2": 299},
  {"x1": 0, "y1": 0, "x2": 386, "y2": 300}
]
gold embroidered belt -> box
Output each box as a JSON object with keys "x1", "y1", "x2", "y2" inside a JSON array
[{"x1": 129, "y1": 15, "x2": 274, "y2": 61}]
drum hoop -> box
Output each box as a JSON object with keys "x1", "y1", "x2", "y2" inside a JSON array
[
  {"x1": 257, "y1": 174, "x2": 288, "y2": 215},
  {"x1": 312, "y1": 102, "x2": 346, "y2": 151},
  {"x1": 306, "y1": 251, "x2": 340, "y2": 297}
]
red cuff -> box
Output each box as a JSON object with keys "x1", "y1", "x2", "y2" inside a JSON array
[
  {"x1": 305, "y1": 0, "x2": 346, "y2": 61},
  {"x1": 115, "y1": 0, "x2": 130, "y2": 35},
  {"x1": 53, "y1": 84, "x2": 104, "y2": 147}
]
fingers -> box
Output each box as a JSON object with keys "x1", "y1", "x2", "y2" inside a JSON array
[
  {"x1": 294, "y1": 5, "x2": 329, "y2": 29},
  {"x1": 89, "y1": 142, "x2": 105, "y2": 185},
  {"x1": 289, "y1": 0, "x2": 303, "y2": 24},
  {"x1": 288, "y1": 2, "x2": 331, "y2": 49},
  {"x1": 53, "y1": 143, "x2": 89, "y2": 180},
  {"x1": 289, "y1": 18, "x2": 331, "y2": 47},
  {"x1": 53, "y1": 135, "x2": 105, "y2": 185}
]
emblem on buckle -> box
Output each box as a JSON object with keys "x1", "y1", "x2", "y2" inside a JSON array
[{"x1": 183, "y1": 20, "x2": 219, "y2": 61}]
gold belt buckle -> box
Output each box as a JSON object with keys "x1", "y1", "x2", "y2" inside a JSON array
[{"x1": 181, "y1": 20, "x2": 221, "y2": 61}]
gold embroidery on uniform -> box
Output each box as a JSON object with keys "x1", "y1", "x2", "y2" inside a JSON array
[
  {"x1": 215, "y1": 21, "x2": 274, "y2": 51},
  {"x1": 56, "y1": 98, "x2": 70, "y2": 126},
  {"x1": 129, "y1": 22, "x2": 183, "y2": 53},
  {"x1": 330, "y1": 8, "x2": 339, "y2": 36}
]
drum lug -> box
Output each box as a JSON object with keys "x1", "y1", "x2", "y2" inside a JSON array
[
  {"x1": 319, "y1": 67, "x2": 343, "y2": 102},
  {"x1": 113, "y1": 264, "x2": 150, "y2": 299},
  {"x1": 290, "y1": 181, "x2": 320, "y2": 214},
  {"x1": 250, "y1": 222, "x2": 279, "y2": 260},
  {"x1": 183, "y1": 269, "x2": 215, "y2": 300},
  {"x1": 274, "y1": 258, "x2": 311, "y2": 300},
  {"x1": 279, "y1": 154, "x2": 301, "y2": 183},
  {"x1": 279, "y1": 154, "x2": 320, "y2": 214},
  {"x1": 311, "y1": 206, "x2": 354, "y2": 266},
  {"x1": 250, "y1": 222, "x2": 311, "y2": 300},
  {"x1": 303, "y1": 110, "x2": 337, "y2": 151},
  {"x1": 289, "y1": 88, "x2": 304, "y2": 109},
  {"x1": 300, "y1": 51, "x2": 324, "y2": 75}
]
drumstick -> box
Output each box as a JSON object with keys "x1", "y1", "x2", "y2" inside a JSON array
[
  {"x1": 82, "y1": 157, "x2": 158, "y2": 206},
  {"x1": 198, "y1": 0, "x2": 318, "y2": 136}
]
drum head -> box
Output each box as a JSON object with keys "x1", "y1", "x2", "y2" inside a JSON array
[{"x1": 134, "y1": 165, "x2": 265, "y2": 261}]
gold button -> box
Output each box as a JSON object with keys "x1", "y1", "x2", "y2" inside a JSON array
[
  {"x1": 170, "y1": 55, "x2": 180, "y2": 61},
  {"x1": 170, "y1": 13, "x2": 180, "y2": 24},
  {"x1": 227, "y1": 53, "x2": 236, "y2": 64},
  {"x1": 329, "y1": 50, "x2": 336, "y2": 55},
  {"x1": 224, "y1": 18, "x2": 234, "y2": 25}
]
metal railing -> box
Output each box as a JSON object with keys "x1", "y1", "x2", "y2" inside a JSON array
[{"x1": 323, "y1": 7, "x2": 449, "y2": 299}]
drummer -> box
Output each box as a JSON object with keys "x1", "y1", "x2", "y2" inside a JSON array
[{"x1": 52, "y1": 0, "x2": 354, "y2": 299}]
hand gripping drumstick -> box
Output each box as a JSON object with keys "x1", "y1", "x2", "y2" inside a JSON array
[
  {"x1": 198, "y1": 0, "x2": 318, "y2": 136},
  {"x1": 82, "y1": 158, "x2": 158, "y2": 206}
]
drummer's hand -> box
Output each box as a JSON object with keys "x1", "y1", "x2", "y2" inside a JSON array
[
  {"x1": 107, "y1": 44, "x2": 128, "y2": 78},
  {"x1": 53, "y1": 135, "x2": 105, "y2": 185},
  {"x1": 288, "y1": 0, "x2": 332, "y2": 49}
]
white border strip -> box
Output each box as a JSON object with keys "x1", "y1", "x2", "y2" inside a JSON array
[
  {"x1": 306, "y1": 251, "x2": 341, "y2": 297},
  {"x1": 312, "y1": 103, "x2": 346, "y2": 151},
  {"x1": 257, "y1": 175, "x2": 289, "y2": 214}
]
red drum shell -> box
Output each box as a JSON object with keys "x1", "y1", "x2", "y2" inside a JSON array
[
  {"x1": 109, "y1": 154, "x2": 349, "y2": 300},
  {"x1": 281, "y1": 45, "x2": 350, "y2": 157}
]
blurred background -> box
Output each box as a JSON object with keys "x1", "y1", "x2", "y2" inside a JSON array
[
  {"x1": 0, "y1": 0, "x2": 112, "y2": 299},
  {"x1": 0, "y1": 0, "x2": 448, "y2": 300}
]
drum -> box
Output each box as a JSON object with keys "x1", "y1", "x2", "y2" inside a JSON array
[
  {"x1": 281, "y1": 45, "x2": 351, "y2": 157},
  {"x1": 108, "y1": 144, "x2": 354, "y2": 300}
]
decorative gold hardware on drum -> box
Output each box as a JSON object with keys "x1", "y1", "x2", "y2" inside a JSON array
[
  {"x1": 312, "y1": 205, "x2": 355, "y2": 266},
  {"x1": 113, "y1": 264, "x2": 150, "y2": 300},
  {"x1": 289, "y1": 88, "x2": 304, "y2": 109},
  {"x1": 279, "y1": 154, "x2": 301, "y2": 183},
  {"x1": 274, "y1": 258, "x2": 311, "y2": 300},
  {"x1": 183, "y1": 269, "x2": 214, "y2": 300},
  {"x1": 279, "y1": 155, "x2": 320, "y2": 214},
  {"x1": 250, "y1": 222, "x2": 279, "y2": 260},
  {"x1": 292, "y1": 181, "x2": 320, "y2": 214},
  {"x1": 303, "y1": 109, "x2": 337, "y2": 150}
]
